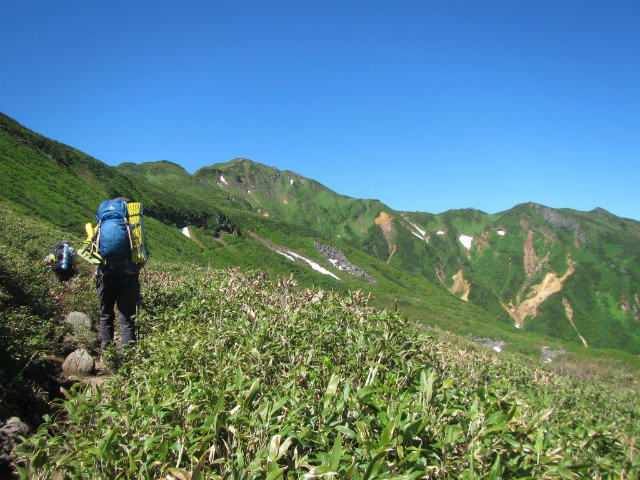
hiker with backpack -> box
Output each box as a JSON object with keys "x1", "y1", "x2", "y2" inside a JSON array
[
  {"x1": 44, "y1": 241, "x2": 78, "y2": 281},
  {"x1": 86, "y1": 198, "x2": 148, "y2": 350}
]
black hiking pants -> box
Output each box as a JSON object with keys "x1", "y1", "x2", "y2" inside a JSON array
[{"x1": 97, "y1": 274, "x2": 140, "y2": 350}]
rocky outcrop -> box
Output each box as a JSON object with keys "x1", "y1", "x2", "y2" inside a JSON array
[
  {"x1": 467, "y1": 334, "x2": 505, "y2": 353},
  {"x1": 313, "y1": 242, "x2": 376, "y2": 284},
  {"x1": 539, "y1": 207, "x2": 587, "y2": 244},
  {"x1": 62, "y1": 349, "x2": 94, "y2": 375},
  {"x1": 450, "y1": 270, "x2": 470, "y2": 302},
  {"x1": 374, "y1": 212, "x2": 397, "y2": 263},
  {"x1": 524, "y1": 230, "x2": 539, "y2": 279},
  {"x1": 523, "y1": 230, "x2": 550, "y2": 280},
  {"x1": 504, "y1": 259, "x2": 576, "y2": 329},
  {"x1": 541, "y1": 346, "x2": 566, "y2": 363}
]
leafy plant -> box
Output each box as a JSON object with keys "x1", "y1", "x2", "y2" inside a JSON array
[{"x1": 20, "y1": 268, "x2": 640, "y2": 478}]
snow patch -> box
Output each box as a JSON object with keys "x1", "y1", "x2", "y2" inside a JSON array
[
  {"x1": 276, "y1": 250, "x2": 295, "y2": 262},
  {"x1": 497, "y1": 230, "x2": 506, "y2": 236},
  {"x1": 180, "y1": 227, "x2": 191, "y2": 239},
  {"x1": 406, "y1": 219, "x2": 426, "y2": 236},
  {"x1": 492, "y1": 345, "x2": 502, "y2": 353},
  {"x1": 290, "y1": 179, "x2": 294, "y2": 185},
  {"x1": 219, "y1": 175, "x2": 228, "y2": 185},
  {"x1": 247, "y1": 190, "x2": 251, "y2": 194},
  {"x1": 459, "y1": 235, "x2": 473, "y2": 250},
  {"x1": 287, "y1": 251, "x2": 340, "y2": 280},
  {"x1": 436, "y1": 230, "x2": 445, "y2": 235}
]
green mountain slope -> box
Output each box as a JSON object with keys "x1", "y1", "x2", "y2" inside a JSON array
[
  {"x1": 2, "y1": 110, "x2": 640, "y2": 357},
  {"x1": 192, "y1": 158, "x2": 640, "y2": 354},
  {"x1": 0, "y1": 112, "x2": 503, "y2": 342}
]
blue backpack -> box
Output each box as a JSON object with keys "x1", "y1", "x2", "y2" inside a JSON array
[{"x1": 96, "y1": 199, "x2": 138, "y2": 276}]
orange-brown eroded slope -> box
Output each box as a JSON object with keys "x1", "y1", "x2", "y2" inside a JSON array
[
  {"x1": 503, "y1": 259, "x2": 576, "y2": 328},
  {"x1": 375, "y1": 212, "x2": 397, "y2": 263},
  {"x1": 450, "y1": 269, "x2": 471, "y2": 302}
]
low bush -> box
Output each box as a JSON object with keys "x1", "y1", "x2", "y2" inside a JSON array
[{"x1": 20, "y1": 268, "x2": 640, "y2": 478}]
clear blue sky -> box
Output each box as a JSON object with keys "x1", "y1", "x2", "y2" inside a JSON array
[{"x1": 2, "y1": 1, "x2": 639, "y2": 219}]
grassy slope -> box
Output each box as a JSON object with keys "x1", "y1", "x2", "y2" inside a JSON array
[{"x1": 21, "y1": 267, "x2": 640, "y2": 478}]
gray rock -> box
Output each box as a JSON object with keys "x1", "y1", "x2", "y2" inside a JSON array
[
  {"x1": 313, "y1": 242, "x2": 376, "y2": 284},
  {"x1": 467, "y1": 334, "x2": 506, "y2": 353},
  {"x1": 541, "y1": 346, "x2": 566, "y2": 363},
  {"x1": 539, "y1": 206, "x2": 587, "y2": 244},
  {"x1": 62, "y1": 348, "x2": 94, "y2": 375},
  {"x1": 64, "y1": 311, "x2": 91, "y2": 333},
  {"x1": 0, "y1": 417, "x2": 28, "y2": 438},
  {"x1": 0, "y1": 417, "x2": 29, "y2": 467}
]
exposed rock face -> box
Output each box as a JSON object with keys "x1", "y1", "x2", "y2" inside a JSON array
[
  {"x1": 523, "y1": 230, "x2": 549, "y2": 280},
  {"x1": 539, "y1": 207, "x2": 587, "y2": 244},
  {"x1": 62, "y1": 349, "x2": 94, "y2": 375},
  {"x1": 523, "y1": 230, "x2": 539, "y2": 279},
  {"x1": 374, "y1": 212, "x2": 397, "y2": 263},
  {"x1": 313, "y1": 242, "x2": 376, "y2": 284},
  {"x1": 504, "y1": 259, "x2": 576, "y2": 329},
  {"x1": 450, "y1": 270, "x2": 470, "y2": 302},
  {"x1": 64, "y1": 311, "x2": 91, "y2": 333}
]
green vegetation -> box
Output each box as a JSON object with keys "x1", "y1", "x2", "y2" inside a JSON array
[
  {"x1": 0, "y1": 201, "x2": 96, "y2": 423},
  {"x1": 192, "y1": 157, "x2": 640, "y2": 354},
  {"x1": 20, "y1": 268, "x2": 640, "y2": 478},
  {"x1": 2, "y1": 111, "x2": 640, "y2": 477},
  {"x1": 2, "y1": 109, "x2": 639, "y2": 372}
]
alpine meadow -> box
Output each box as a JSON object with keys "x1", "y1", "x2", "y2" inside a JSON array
[{"x1": 1, "y1": 110, "x2": 639, "y2": 478}]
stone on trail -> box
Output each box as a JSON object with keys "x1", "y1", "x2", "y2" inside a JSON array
[
  {"x1": 62, "y1": 348, "x2": 95, "y2": 375},
  {"x1": 0, "y1": 417, "x2": 29, "y2": 439},
  {"x1": 64, "y1": 311, "x2": 91, "y2": 333},
  {"x1": 0, "y1": 417, "x2": 29, "y2": 473}
]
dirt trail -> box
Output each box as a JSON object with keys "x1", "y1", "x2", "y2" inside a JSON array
[
  {"x1": 375, "y1": 212, "x2": 397, "y2": 263},
  {"x1": 450, "y1": 270, "x2": 470, "y2": 302},
  {"x1": 504, "y1": 259, "x2": 576, "y2": 328},
  {"x1": 562, "y1": 298, "x2": 589, "y2": 347}
]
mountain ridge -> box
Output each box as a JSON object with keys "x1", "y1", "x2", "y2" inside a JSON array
[{"x1": 165, "y1": 156, "x2": 640, "y2": 353}]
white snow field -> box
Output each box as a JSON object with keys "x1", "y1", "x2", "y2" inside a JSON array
[
  {"x1": 459, "y1": 235, "x2": 473, "y2": 250},
  {"x1": 287, "y1": 251, "x2": 340, "y2": 280}
]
